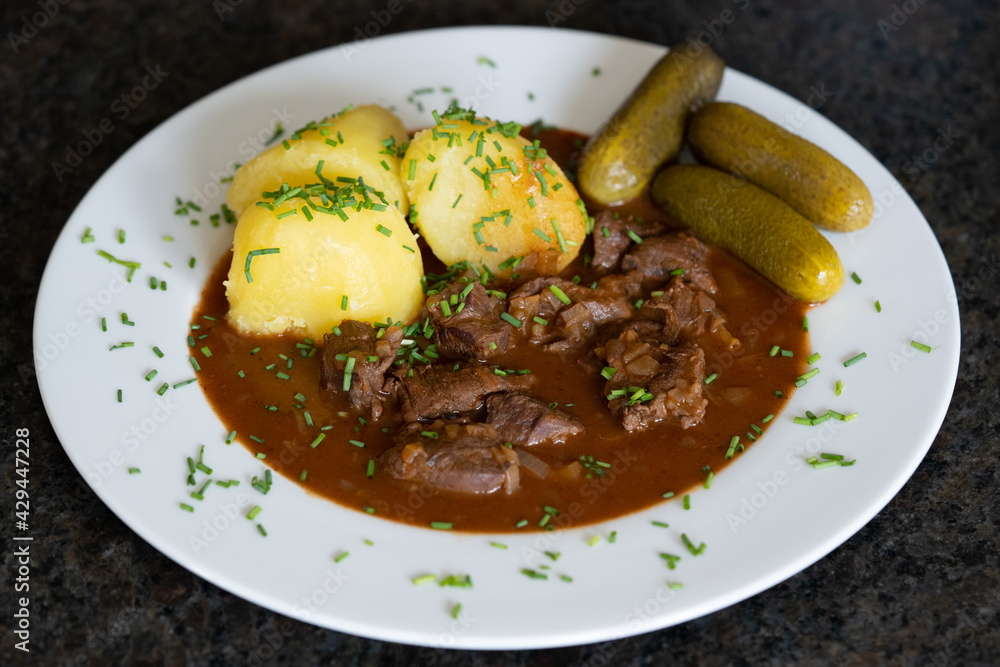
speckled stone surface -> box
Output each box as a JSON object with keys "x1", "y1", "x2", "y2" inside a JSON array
[{"x1": 1, "y1": 0, "x2": 997, "y2": 664}]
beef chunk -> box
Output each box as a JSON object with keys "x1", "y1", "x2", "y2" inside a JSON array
[
  {"x1": 646, "y1": 277, "x2": 740, "y2": 351},
  {"x1": 485, "y1": 393, "x2": 584, "y2": 446},
  {"x1": 321, "y1": 320, "x2": 403, "y2": 420},
  {"x1": 592, "y1": 211, "x2": 668, "y2": 274},
  {"x1": 394, "y1": 362, "x2": 534, "y2": 423},
  {"x1": 380, "y1": 423, "x2": 519, "y2": 494},
  {"x1": 427, "y1": 281, "x2": 509, "y2": 360},
  {"x1": 600, "y1": 327, "x2": 707, "y2": 432},
  {"x1": 508, "y1": 275, "x2": 633, "y2": 352},
  {"x1": 621, "y1": 233, "x2": 718, "y2": 295}
]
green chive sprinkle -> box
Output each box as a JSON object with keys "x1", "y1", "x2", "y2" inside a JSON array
[
  {"x1": 807, "y1": 352, "x2": 821, "y2": 364},
  {"x1": 247, "y1": 506, "x2": 261, "y2": 520},
  {"x1": 500, "y1": 312, "x2": 522, "y2": 328},
  {"x1": 652, "y1": 521, "x2": 669, "y2": 529},
  {"x1": 683, "y1": 494, "x2": 690, "y2": 510},
  {"x1": 431, "y1": 521, "x2": 453, "y2": 530},
  {"x1": 681, "y1": 533, "x2": 705, "y2": 555},
  {"x1": 911, "y1": 340, "x2": 932, "y2": 353},
  {"x1": 548, "y1": 285, "x2": 571, "y2": 305},
  {"x1": 851, "y1": 272, "x2": 862, "y2": 284},
  {"x1": 179, "y1": 503, "x2": 194, "y2": 513},
  {"x1": 875, "y1": 300, "x2": 882, "y2": 313},
  {"x1": 843, "y1": 352, "x2": 867, "y2": 367},
  {"x1": 704, "y1": 373, "x2": 718, "y2": 384}
]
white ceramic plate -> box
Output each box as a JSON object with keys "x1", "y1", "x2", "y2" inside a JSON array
[{"x1": 34, "y1": 27, "x2": 960, "y2": 649}]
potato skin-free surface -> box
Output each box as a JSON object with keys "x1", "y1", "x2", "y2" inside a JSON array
[
  {"x1": 651, "y1": 165, "x2": 844, "y2": 303},
  {"x1": 226, "y1": 105, "x2": 410, "y2": 217},
  {"x1": 226, "y1": 198, "x2": 424, "y2": 338},
  {"x1": 687, "y1": 102, "x2": 873, "y2": 232},
  {"x1": 402, "y1": 117, "x2": 587, "y2": 274},
  {"x1": 578, "y1": 45, "x2": 724, "y2": 205}
]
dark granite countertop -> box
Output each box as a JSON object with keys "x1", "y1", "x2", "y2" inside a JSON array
[{"x1": 2, "y1": 0, "x2": 997, "y2": 664}]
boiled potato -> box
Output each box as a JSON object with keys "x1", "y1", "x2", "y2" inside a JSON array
[
  {"x1": 226, "y1": 105, "x2": 410, "y2": 217},
  {"x1": 401, "y1": 115, "x2": 587, "y2": 274},
  {"x1": 226, "y1": 195, "x2": 424, "y2": 338}
]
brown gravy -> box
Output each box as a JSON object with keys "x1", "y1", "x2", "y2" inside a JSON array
[{"x1": 190, "y1": 130, "x2": 810, "y2": 533}]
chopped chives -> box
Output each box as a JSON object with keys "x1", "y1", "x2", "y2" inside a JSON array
[
  {"x1": 343, "y1": 356, "x2": 355, "y2": 390},
  {"x1": 179, "y1": 503, "x2": 194, "y2": 512},
  {"x1": 117, "y1": 389, "x2": 122, "y2": 403},
  {"x1": 366, "y1": 459, "x2": 375, "y2": 478},
  {"x1": 797, "y1": 368, "x2": 820, "y2": 382},
  {"x1": 451, "y1": 604, "x2": 462, "y2": 619},
  {"x1": 851, "y1": 272, "x2": 862, "y2": 284},
  {"x1": 704, "y1": 373, "x2": 718, "y2": 384},
  {"x1": 802, "y1": 316, "x2": 809, "y2": 331},
  {"x1": 341, "y1": 295, "x2": 349, "y2": 311},
  {"x1": 662, "y1": 491, "x2": 674, "y2": 499},
  {"x1": 836, "y1": 379, "x2": 844, "y2": 396},
  {"x1": 683, "y1": 494, "x2": 690, "y2": 510},
  {"x1": 681, "y1": 533, "x2": 705, "y2": 555},
  {"x1": 156, "y1": 383, "x2": 168, "y2": 396},
  {"x1": 431, "y1": 521, "x2": 453, "y2": 530},
  {"x1": 348, "y1": 439, "x2": 365, "y2": 448},
  {"x1": 144, "y1": 369, "x2": 158, "y2": 382},
  {"x1": 310, "y1": 433, "x2": 326, "y2": 448},
  {"x1": 843, "y1": 352, "x2": 867, "y2": 367},
  {"x1": 548, "y1": 285, "x2": 571, "y2": 305},
  {"x1": 246, "y1": 506, "x2": 261, "y2": 520},
  {"x1": 412, "y1": 574, "x2": 436, "y2": 585},
  {"x1": 515, "y1": 519, "x2": 528, "y2": 528},
  {"x1": 806, "y1": 352, "x2": 821, "y2": 364},
  {"x1": 128, "y1": 467, "x2": 140, "y2": 474},
  {"x1": 521, "y1": 569, "x2": 548, "y2": 580},
  {"x1": 660, "y1": 553, "x2": 681, "y2": 569},
  {"x1": 911, "y1": 340, "x2": 932, "y2": 353},
  {"x1": 626, "y1": 230, "x2": 643, "y2": 244},
  {"x1": 490, "y1": 541, "x2": 508, "y2": 550},
  {"x1": 652, "y1": 521, "x2": 669, "y2": 528},
  {"x1": 334, "y1": 551, "x2": 349, "y2": 563},
  {"x1": 500, "y1": 312, "x2": 522, "y2": 328},
  {"x1": 769, "y1": 345, "x2": 780, "y2": 357},
  {"x1": 875, "y1": 300, "x2": 882, "y2": 313}
]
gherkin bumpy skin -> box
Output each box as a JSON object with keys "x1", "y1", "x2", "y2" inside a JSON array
[
  {"x1": 687, "y1": 102, "x2": 873, "y2": 232},
  {"x1": 578, "y1": 45, "x2": 725, "y2": 205},
  {"x1": 651, "y1": 165, "x2": 845, "y2": 303}
]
